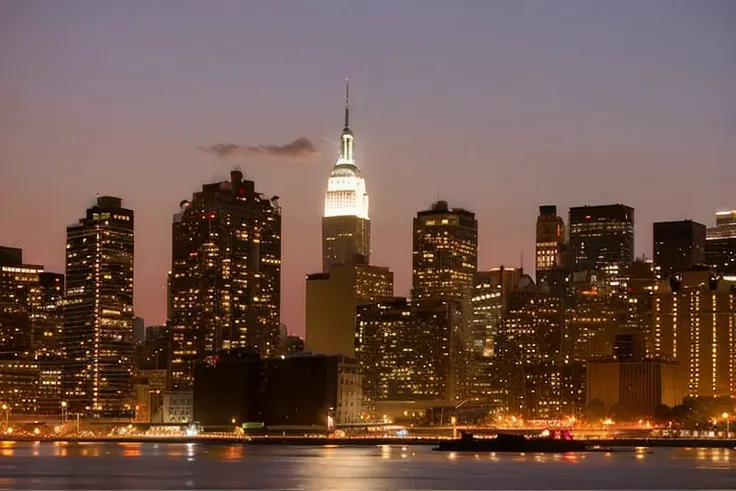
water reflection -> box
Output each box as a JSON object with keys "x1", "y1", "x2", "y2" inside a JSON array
[
  {"x1": 0, "y1": 442, "x2": 734, "y2": 491},
  {"x1": 0, "y1": 440, "x2": 14, "y2": 457},
  {"x1": 120, "y1": 442, "x2": 142, "y2": 457}
]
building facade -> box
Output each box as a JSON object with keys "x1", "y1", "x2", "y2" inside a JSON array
[
  {"x1": 322, "y1": 81, "x2": 370, "y2": 271},
  {"x1": 305, "y1": 258, "x2": 393, "y2": 357},
  {"x1": 169, "y1": 170, "x2": 281, "y2": 389},
  {"x1": 706, "y1": 210, "x2": 736, "y2": 275},
  {"x1": 535, "y1": 205, "x2": 566, "y2": 286},
  {"x1": 568, "y1": 204, "x2": 634, "y2": 293},
  {"x1": 651, "y1": 271, "x2": 736, "y2": 398},
  {"x1": 63, "y1": 196, "x2": 135, "y2": 415},
  {"x1": 193, "y1": 351, "x2": 359, "y2": 427},
  {"x1": 587, "y1": 359, "x2": 680, "y2": 418},
  {"x1": 412, "y1": 201, "x2": 478, "y2": 300},
  {"x1": 653, "y1": 220, "x2": 706, "y2": 278},
  {"x1": 356, "y1": 297, "x2": 461, "y2": 408},
  {"x1": 496, "y1": 278, "x2": 566, "y2": 419}
]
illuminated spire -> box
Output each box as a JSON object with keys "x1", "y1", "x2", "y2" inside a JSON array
[
  {"x1": 324, "y1": 79, "x2": 369, "y2": 220},
  {"x1": 340, "y1": 78, "x2": 354, "y2": 163}
]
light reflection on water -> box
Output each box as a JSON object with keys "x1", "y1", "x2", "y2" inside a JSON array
[{"x1": 0, "y1": 441, "x2": 734, "y2": 490}]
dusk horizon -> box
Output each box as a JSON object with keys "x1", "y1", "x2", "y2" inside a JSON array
[{"x1": 2, "y1": 0, "x2": 735, "y2": 336}]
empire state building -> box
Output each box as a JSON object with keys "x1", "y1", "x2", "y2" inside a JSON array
[{"x1": 322, "y1": 80, "x2": 370, "y2": 271}]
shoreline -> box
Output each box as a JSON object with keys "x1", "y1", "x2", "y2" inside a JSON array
[{"x1": 1, "y1": 436, "x2": 735, "y2": 449}]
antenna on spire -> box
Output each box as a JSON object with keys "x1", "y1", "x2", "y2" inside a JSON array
[
  {"x1": 344, "y1": 78, "x2": 350, "y2": 129},
  {"x1": 520, "y1": 249, "x2": 524, "y2": 272}
]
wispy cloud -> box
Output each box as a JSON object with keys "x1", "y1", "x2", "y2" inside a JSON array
[{"x1": 198, "y1": 137, "x2": 318, "y2": 161}]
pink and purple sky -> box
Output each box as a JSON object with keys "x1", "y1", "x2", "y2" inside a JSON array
[{"x1": 2, "y1": 0, "x2": 735, "y2": 336}]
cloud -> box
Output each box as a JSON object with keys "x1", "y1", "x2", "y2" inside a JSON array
[{"x1": 198, "y1": 137, "x2": 318, "y2": 161}]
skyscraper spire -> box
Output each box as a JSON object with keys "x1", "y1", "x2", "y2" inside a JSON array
[
  {"x1": 339, "y1": 79, "x2": 355, "y2": 163},
  {"x1": 344, "y1": 78, "x2": 350, "y2": 130}
]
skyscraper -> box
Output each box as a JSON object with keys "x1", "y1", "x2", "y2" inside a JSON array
[
  {"x1": 0, "y1": 247, "x2": 42, "y2": 359},
  {"x1": 653, "y1": 220, "x2": 706, "y2": 278},
  {"x1": 169, "y1": 170, "x2": 281, "y2": 390},
  {"x1": 322, "y1": 80, "x2": 370, "y2": 272},
  {"x1": 568, "y1": 204, "x2": 634, "y2": 292},
  {"x1": 305, "y1": 257, "x2": 393, "y2": 358},
  {"x1": 412, "y1": 201, "x2": 477, "y2": 399},
  {"x1": 705, "y1": 210, "x2": 736, "y2": 275},
  {"x1": 651, "y1": 271, "x2": 736, "y2": 398},
  {"x1": 63, "y1": 196, "x2": 135, "y2": 414},
  {"x1": 412, "y1": 201, "x2": 478, "y2": 300},
  {"x1": 356, "y1": 297, "x2": 461, "y2": 407},
  {"x1": 535, "y1": 205, "x2": 565, "y2": 285}
]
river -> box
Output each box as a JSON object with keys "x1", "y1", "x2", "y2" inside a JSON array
[{"x1": 0, "y1": 441, "x2": 734, "y2": 489}]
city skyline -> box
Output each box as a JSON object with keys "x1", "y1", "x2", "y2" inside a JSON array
[{"x1": 2, "y1": 1, "x2": 735, "y2": 336}]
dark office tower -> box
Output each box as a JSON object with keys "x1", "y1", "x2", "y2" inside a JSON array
[
  {"x1": 322, "y1": 81, "x2": 370, "y2": 272},
  {"x1": 535, "y1": 205, "x2": 565, "y2": 285},
  {"x1": 568, "y1": 204, "x2": 634, "y2": 293},
  {"x1": 63, "y1": 196, "x2": 135, "y2": 414},
  {"x1": 170, "y1": 170, "x2": 281, "y2": 390},
  {"x1": 653, "y1": 220, "x2": 706, "y2": 278},
  {"x1": 133, "y1": 316, "x2": 145, "y2": 344},
  {"x1": 706, "y1": 210, "x2": 736, "y2": 275},
  {"x1": 0, "y1": 247, "x2": 40, "y2": 359},
  {"x1": 0, "y1": 248, "x2": 65, "y2": 361},
  {"x1": 33, "y1": 272, "x2": 65, "y2": 360},
  {"x1": 412, "y1": 201, "x2": 478, "y2": 300}
]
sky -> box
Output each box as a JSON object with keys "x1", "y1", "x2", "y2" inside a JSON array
[{"x1": 1, "y1": 0, "x2": 735, "y2": 336}]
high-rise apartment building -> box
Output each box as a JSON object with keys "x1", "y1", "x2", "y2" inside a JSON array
[
  {"x1": 356, "y1": 297, "x2": 461, "y2": 407},
  {"x1": 470, "y1": 274, "x2": 504, "y2": 358},
  {"x1": 412, "y1": 201, "x2": 478, "y2": 300},
  {"x1": 651, "y1": 271, "x2": 736, "y2": 398},
  {"x1": 63, "y1": 196, "x2": 135, "y2": 414},
  {"x1": 568, "y1": 204, "x2": 634, "y2": 292},
  {"x1": 322, "y1": 81, "x2": 370, "y2": 272},
  {"x1": 653, "y1": 220, "x2": 706, "y2": 278},
  {"x1": 412, "y1": 200, "x2": 477, "y2": 399},
  {"x1": 495, "y1": 276, "x2": 566, "y2": 419},
  {"x1": 32, "y1": 272, "x2": 65, "y2": 361},
  {"x1": 535, "y1": 205, "x2": 565, "y2": 285},
  {"x1": 0, "y1": 247, "x2": 64, "y2": 413},
  {"x1": 169, "y1": 170, "x2": 281, "y2": 390},
  {"x1": 0, "y1": 247, "x2": 42, "y2": 359},
  {"x1": 706, "y1": 210, "x2": 736, "y2": 275},
  {"x1": 305, "y1": 257, "x2": 393, "y2": 358}
]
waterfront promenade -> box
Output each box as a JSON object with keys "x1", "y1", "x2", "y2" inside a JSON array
[{"x1": 2, "y1": 435, "x2": 735, "y2": 449}]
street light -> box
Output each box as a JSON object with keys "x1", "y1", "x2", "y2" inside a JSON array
[
  {"x1": 1, "y1": 403, "x2": 9, "y2": 427},
  {"x1": 61, "y1": 401, "x2": 67, "y2": 424}
]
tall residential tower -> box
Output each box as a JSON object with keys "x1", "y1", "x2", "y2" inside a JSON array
[
  {"x1": 63, "y1": 196, "x2": 135, "y2": 414},
  {"x1": 169, "y1": 171, "x2": 281, "y2": 389},
  {"x1": 412, "y1": 201, "x2": 478, "y2": 300},
  {"x1": 322, "y1": 81, "x2": 370, "y2": 272}
]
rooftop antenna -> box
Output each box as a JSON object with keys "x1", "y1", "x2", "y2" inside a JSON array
[
  {"x1": 520, "y1": 249, "x2": 524, "y2": 272},
  {"x1": 344, "y1": 78, "x2": 350, "y2": 129}
]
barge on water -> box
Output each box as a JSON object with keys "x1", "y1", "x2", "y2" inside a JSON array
[{"x1": 434, "y1": 430, "x2": 597, "y2": 453}]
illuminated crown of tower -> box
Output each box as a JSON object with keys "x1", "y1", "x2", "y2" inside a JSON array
[{"x1": 323, "y1": 79, "x2": 369, "y2": 220}]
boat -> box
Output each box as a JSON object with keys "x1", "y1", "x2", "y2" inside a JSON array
[{"x1": 433, "y1": 430, "x2": 592, "y2": 453}]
